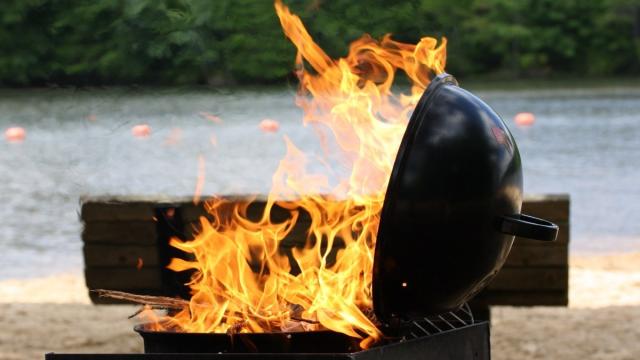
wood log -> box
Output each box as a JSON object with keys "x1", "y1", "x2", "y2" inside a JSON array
[
  {"x1": 89, "y1": 288, "x2": 168, "y2": 304},
  {"x1": 92, "y1": 289, "x2": 188, "y2": 309}
]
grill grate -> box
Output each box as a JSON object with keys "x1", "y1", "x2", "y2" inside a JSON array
[{"x1": 407, "y1": 303, "x2": 474, "y2": 338}]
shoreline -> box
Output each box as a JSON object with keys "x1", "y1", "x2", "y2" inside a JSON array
[{"x1": 2, "y1": 76, "x2": 640, "y2": 92}]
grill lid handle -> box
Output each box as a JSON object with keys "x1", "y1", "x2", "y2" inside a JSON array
[{"x1": 498, "y1": 214, "x2": 559, "y2": 241}]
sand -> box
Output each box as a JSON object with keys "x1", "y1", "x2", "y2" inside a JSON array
[{"x1": 1, "y1": 253, "x2": 639, "y2": 360}]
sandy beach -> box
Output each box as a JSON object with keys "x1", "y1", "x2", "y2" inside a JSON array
[{"x1": 1, "y1": 253, "x2": 639, "y2": 360}]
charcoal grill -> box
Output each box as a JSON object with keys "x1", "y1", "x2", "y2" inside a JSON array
[
  {"x1": 46, "y1": 305, "x2": 489, "y2": 359},
  {"x1": 45, "y1": 74, "x2": 559, "y2": 359}
]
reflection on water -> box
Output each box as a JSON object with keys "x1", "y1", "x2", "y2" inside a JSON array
[{"x1": 0, "y1": 86, "x2": 639, "y2": 278}]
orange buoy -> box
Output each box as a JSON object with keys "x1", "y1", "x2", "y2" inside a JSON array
[
  {"x1": 132, "y1": 124, "x2": 151, "y2": 138},
  {"x1": 259, "y1": 119, "x2": 280, "y2": 133},
  {"x1": 514, "y1": 112, "x2": 535, "y2": 126},
  {"x1": 4, "y1": 127, "x2": 26, "y2": 143}
]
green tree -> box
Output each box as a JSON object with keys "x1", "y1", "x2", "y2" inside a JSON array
[
  {"x1": 0, "y1": 0, "x2": 54, "y2": 85},
  {"x1": 0, "y1": 0, "x2": 638, "y2": 86}
]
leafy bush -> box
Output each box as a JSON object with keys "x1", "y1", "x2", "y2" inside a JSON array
[{"x1": 0, "y1": 0, "x2": 638, "y2": 86}]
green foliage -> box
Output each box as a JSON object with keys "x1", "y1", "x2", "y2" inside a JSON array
[
  {"x1": 0, "y1": 0, "x2": 638, "y2": 86},
  {"x1": 0, "y1": 0, "x2": 53, "y2": 85}
]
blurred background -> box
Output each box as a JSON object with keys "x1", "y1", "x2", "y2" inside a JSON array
[
  {"x1": 1, "y1": 0, "x2": 640, "y2": 277},
  {"x1": 1, "y1": 1, "x2": 639, "y2": 359}
]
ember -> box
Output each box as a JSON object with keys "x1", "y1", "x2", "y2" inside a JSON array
[{"x1": 133, "y1": 0, "x2": 446, "y2": 349}]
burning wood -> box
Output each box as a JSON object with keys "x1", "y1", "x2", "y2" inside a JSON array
[
  {"x1": 95, "y1": 289, "x2": 329, "y2": 333},
  {"x1": 93, "y1": 289, "x2": 189, "y2": 310},
  {"x1": 100, "y1": 0, "x2": 447, "y2": 350}
]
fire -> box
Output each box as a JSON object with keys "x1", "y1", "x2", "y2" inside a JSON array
[{"x1": 144, "y1": 0, "x2": 446, "y2": 348}]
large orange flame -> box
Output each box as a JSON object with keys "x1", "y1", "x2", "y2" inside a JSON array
[{"x1": 145, "y1": 0, "x2": 446, "y2": 348}]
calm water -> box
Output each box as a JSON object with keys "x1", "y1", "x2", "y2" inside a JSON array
[{"x1": 0, "y1": 86, "x2": 639, "y2": 279}]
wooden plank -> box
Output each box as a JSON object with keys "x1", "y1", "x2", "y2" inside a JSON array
[
  {"x1": 82, "y1": 221, "x2": 157, "y2": 245},
  {"x1": 522, "y1": 194, "x2": 570, "y2": 223},
  {"x1": 488, "y1": 267, "x2": 568, "y2": 291},
  {"x1": 81, "y1": 200, "x2": 156, "y2": 222},
  {"x1": 182, "y1": 219, "x2": 312, "y2": 247},
  {"x1": 83, "y1": 244, "x2": 160, "y2": 267},
  {"x1": 181, "y1": 202, "x2": 314, "y2": 246},
  {"x1": 181, "y1": 198, "x2": 300, "y2": 224},
  {"x1": 472, "y1": 290, "x2": 568, "y2": 306},
  {"x1": 79, "y1": 193, "x2": 568, "y2": 220},
  {"x1": 505, "y1": 244, "x2": 568, "y2": 267},
  {"x1": 180, "y1": 195, "x2": 570, "y2": 225},
  {"x1": 179, "y1": 197, "x2": 569, "y2": 242},
  {"x1": 84, "y1": 268, "x2": 164, "y2": 290}
]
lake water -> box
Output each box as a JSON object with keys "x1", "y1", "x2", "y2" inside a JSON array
[{"x1": 1, "y1": 85, "x2": 639, "y2": 279}]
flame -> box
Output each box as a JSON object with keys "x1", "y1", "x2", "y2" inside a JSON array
[{"x1": 145, "y1": 0, "x2": 446, "y2": 348}]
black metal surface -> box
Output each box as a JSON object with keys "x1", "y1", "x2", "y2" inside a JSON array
[
  {"x1": 373, "y1": 73, "x2": 558, "y2": 323},
  {"x1": 498, "y1": 214, "x2": 558, "y2": 241},
  {"x1": 135, "y1": 304, "x2": 476, "y2": 354},
  {"x1": 46, "y1": 322, "x2": 490, "y2": 360},
  {"x1": 135, "y1": 326, "x2": 360, "y2": 354}
]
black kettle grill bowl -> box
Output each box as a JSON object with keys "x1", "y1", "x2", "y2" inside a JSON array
[{"x1": 372, "y1": 74, "x2": 558, "y2": 323}]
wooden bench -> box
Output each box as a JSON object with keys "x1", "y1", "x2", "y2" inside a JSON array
[{"x1": 81, "y1": 194, "x2": 569, "y2": 320}]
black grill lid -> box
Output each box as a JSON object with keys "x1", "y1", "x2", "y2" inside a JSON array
[{"x1": 372, "y1": 73, "x2": 557, "y2": 325}]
